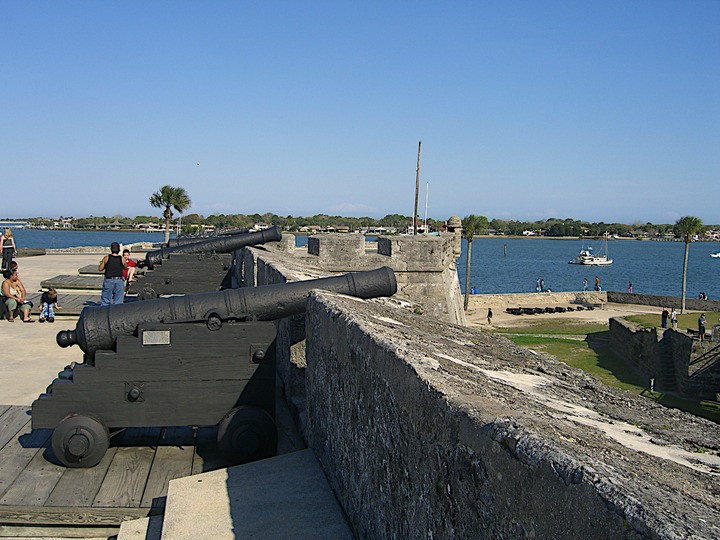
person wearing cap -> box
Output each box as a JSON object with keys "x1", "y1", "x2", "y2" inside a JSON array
[{"x1": 99, "y1": 241, "x2": 127, "y2": 305}]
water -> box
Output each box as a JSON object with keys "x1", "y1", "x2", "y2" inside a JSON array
[
  {"x1": 9, "y1": 228, "x2": 171, "y2": 250},
  {"x1": 8, "y1": 229, "x2": 719, "y2": 299},
  {"x1": 456, "y1": 237, "x2": 720, "y2": 299}
]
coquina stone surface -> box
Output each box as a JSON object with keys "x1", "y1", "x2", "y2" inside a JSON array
[{"x1": 304, "y1": 290, "x2": 720, "y2": 539}]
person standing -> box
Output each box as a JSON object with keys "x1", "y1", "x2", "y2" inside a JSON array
[
  {"x1": 628, "y1": 281, "x2": 633, "y2": 293},
  {"x1": 670, "y1": 308, "x2": 678, "y2": 330},
  {"x1": 539, "y1": 278, "x2": 545, "y2": 292},
  {"x1": 595, "y1": 276, "x2": 601, "y2": 291},
  {"x1": 99, "y1": 242, "x2": 126, "y2": 306},
  {"x1": 661, "y1": 307, "x2": 669, "y2": 329},
  {"x1": 487, "y1": 307, "x2": 493, "y2": 325},
  {"x1": 583, "y1": 277, "x2": 588, "y2": 291},
  {"x1": 1, "y1": 228, "x2": 17, "y2": 273},
  {"x1": 698, "y1": 314, "x2": 706, "y2": 343}
]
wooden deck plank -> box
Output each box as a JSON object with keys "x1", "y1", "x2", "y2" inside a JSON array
[
  {"x1": 0, "y1": 427, "x2": 51, "y2": 500},
  {"x1": 0, "y1": 406, "x2": 32, "y2": 450},
  {"x1": 78, "y1": 264, "x2": 103, "y2": 275},
  {"x1": 44, "y1": 447, "x2": 118, "y2": 507},
  {"x1": 0, "y1": 504, "x2": 155, "y2": 526},
  {"x1": 41, "y1": 275, "x2": 103, "y2": 291},
  {"x1": 140, "y1": 445, "x2": 195, "y2": 508},
  {"x1": 0, "y1": 523, "x2": 120, "y2": 538},
  {"x1": 0, "y1": 405, "x2": 10, "y2": 417},
  {"x1": 0, "y1": 445, "x2": 65, "y2": 506},
  {"x1": 92, "y1": 446, "x2": 156, "y2": 508}
]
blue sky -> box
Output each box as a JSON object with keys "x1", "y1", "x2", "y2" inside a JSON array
[{"x1": 2, "y1": 2, "x2": 718, "y2": 224}]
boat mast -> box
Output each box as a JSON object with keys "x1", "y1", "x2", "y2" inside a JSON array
[
  {"x1": 423, "y1": 181, "x2": 429, "y2": 234},
  {"x1": 413, "y1": 141, "x2": 421, "y2": 236}
]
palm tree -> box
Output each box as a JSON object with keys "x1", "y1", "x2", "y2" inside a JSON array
[
  {"x1": 462, "y1": 214, "x2": 488, "y2": 311},
  {"x1": 150, "y1": 185, "x2": 192, "y2": 243},
  {"x1": 674, "y1": 216, "x2": 704, "y2": 313}
]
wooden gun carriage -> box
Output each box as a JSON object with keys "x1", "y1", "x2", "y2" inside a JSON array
[{"x1": 32, "y1": 267, "x2": 397, "y2": 468}]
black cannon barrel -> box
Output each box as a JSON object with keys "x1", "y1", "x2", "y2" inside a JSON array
[
  {"x1": 144, "y1": 226, "x2": 282, "y2": 268},
  {"x1": 165, "y1": 228, "x2": 249, "y2": 248},
  {"x1": 58, "y1": 266, "x2": 397, "y2": 354}
]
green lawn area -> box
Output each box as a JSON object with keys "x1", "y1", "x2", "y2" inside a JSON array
[
  {"x1": 492, "y1": 319, "x2": 608, "y2": 335},
  {"x1": 626, "y1": 311, "x2": 720, "y2": 330},
  {"x1": 503, "y1": 330, "x2": 720, "y2": 424}
]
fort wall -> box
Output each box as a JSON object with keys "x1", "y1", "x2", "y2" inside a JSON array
[
  {"x1": 238, "y1": 236, "x2": 720, "y2": 538},
  {"x1": 608, "y1": 291, "x2": 720, "y2": 312}
]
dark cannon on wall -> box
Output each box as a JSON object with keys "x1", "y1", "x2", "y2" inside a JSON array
[
  {"x1": 164, "y1": 227, "x2": 249, "y2": 248},
  {"x1": 129, "y1": 226, "x2": 282, "y2": 299},
  {"x1": 32, "y1": 266, "x2": 397, "y2": 468}
]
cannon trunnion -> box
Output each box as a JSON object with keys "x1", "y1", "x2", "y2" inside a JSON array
[{"x1": 32, "y1": 266, "x2": 398, "y2": 468}]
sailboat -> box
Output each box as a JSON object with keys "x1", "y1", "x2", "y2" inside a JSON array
[{"x1": 568, "y1": 234, "x2": 613, "y2": 266}]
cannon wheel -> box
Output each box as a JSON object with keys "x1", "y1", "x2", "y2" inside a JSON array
[
  {"x1": 138, "y1": 287, "x2": 158, "y2": 301},
  {"x1": 51, "y1": 413, "x2": 110, "y2": 468},
  {"x1": 217, "y1": 406, "x2": 277, "y2": 463}
]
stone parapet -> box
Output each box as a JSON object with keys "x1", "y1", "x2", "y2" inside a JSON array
[
  {"x1": 241, "y1": 233, "x2": 464, "y2": 326},
  {"x1": 376, "y1": 235, "x2": 455, "y2": 272},
  {"x1": 307, "y1": 234, "x2": 366, "y2": 267},
  {"x1": 304, "y1": 290, "x2": 720, "y2": 539},
  {"x1": 470, "y1": 291, "x2": 607, "y2": 309},
  {"x1": 608, "y1": 318, "x2": 660, "y2": 386},
  {"x1": 608, "y1": 291, "x2": 720, "y2": 312}
]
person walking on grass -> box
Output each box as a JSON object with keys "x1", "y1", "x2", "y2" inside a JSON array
[
  {"x1": 698, "y1": 314, "x2": 706, "y2": 343},
  {"x1": 99, "y1": 242, "x2": 126, "y2": 306}
]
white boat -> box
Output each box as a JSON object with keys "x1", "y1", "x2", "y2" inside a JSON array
[
  {"x1": 711, "y1": 250, "x2": 720, "y2": 258},
  {"x1": 569, "y1": 236, "x2": 613, "y2": 266}
]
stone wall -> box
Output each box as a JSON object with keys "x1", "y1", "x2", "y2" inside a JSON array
[
  {"x1": 233, "y1": 238, "x2": 720, "y2": 537},
  {"x1": 303, "y1": 291, "x2": 720, "y2": 539},
  {"x1": 470, "y1": 291, "x2": 607, "y2": 310},
  {"x1": 608, "y1": 318, "x2": 660, "y2": 387},
  {"x1": 241, "y1": 233, "x2": 465, "y2": 325},
  {"x1": 609, "y1": 318, "x2": 720, "y2": 400},
  {"x1": 608, "y1": 291, "x2": 720, "y2": 312}
]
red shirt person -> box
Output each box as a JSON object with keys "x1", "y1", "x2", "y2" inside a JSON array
[{"x1": 122, "y1": 249, "x2": 137, "y2": 283}]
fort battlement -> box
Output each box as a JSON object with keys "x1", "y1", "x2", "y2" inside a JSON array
[{"x1": 240, "y1": 234, "x2": 720, "y2": 538}]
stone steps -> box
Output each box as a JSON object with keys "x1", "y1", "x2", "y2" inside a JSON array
[{"x1": 117, "y1": 449, "x2": 353, "y2": 540}]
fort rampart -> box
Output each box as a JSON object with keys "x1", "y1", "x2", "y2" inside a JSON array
[{"x1": 239, "y1": 234, "x2": 720, "y2": 538}]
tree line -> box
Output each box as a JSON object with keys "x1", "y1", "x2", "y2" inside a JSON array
[{"x1": 22, "y1": 213, "x2": 717, "y2": 238}]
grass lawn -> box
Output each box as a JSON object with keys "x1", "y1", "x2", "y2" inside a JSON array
[
  {"x1": 492, "y1": 319, "x2": 608, "y2": 335},
  {"x1": 502, "y1": 330, "x2": 720, "y2": 424},
  {"x1": 626, "y1": 311, "x2": 720, "y2": 330}
]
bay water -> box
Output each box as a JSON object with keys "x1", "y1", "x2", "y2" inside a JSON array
[
  {"x1": 9, "y1": 229, "x2": 719, "y2": 299},
  {"x1": 456, "y1": 237, "x2": 719, "y2": 300}
]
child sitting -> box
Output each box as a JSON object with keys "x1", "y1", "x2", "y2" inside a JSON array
[{"x1": 39, "y1": 287, "x2": 61, "y2": 323}]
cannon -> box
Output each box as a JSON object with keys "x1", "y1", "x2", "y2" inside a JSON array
[
  {"x1": 165, "y1": 228, "x2": 249, "y2": 248},
  {"x1": 129, "y1": 226, "x2": 282, "y2": 299},
  {"x1": 32, "y1": 266, "x2": 397, "y2": 468}
]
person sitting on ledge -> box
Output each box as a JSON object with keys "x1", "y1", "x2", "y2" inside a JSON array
[{"x1": 1, "y1": 267, "x2": 34, "y2": 322}]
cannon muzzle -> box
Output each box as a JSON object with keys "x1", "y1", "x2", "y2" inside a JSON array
[
  {"x1": 143, "y1": 226, "x2": 282, "y2": 268},
  {"x1": 58, "y1": 266, "x2": 397, "y2": 354}
]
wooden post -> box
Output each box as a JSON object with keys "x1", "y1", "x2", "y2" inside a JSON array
[{"x1": 413, "y1": 141, "x2": 421, "y2": 236}]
